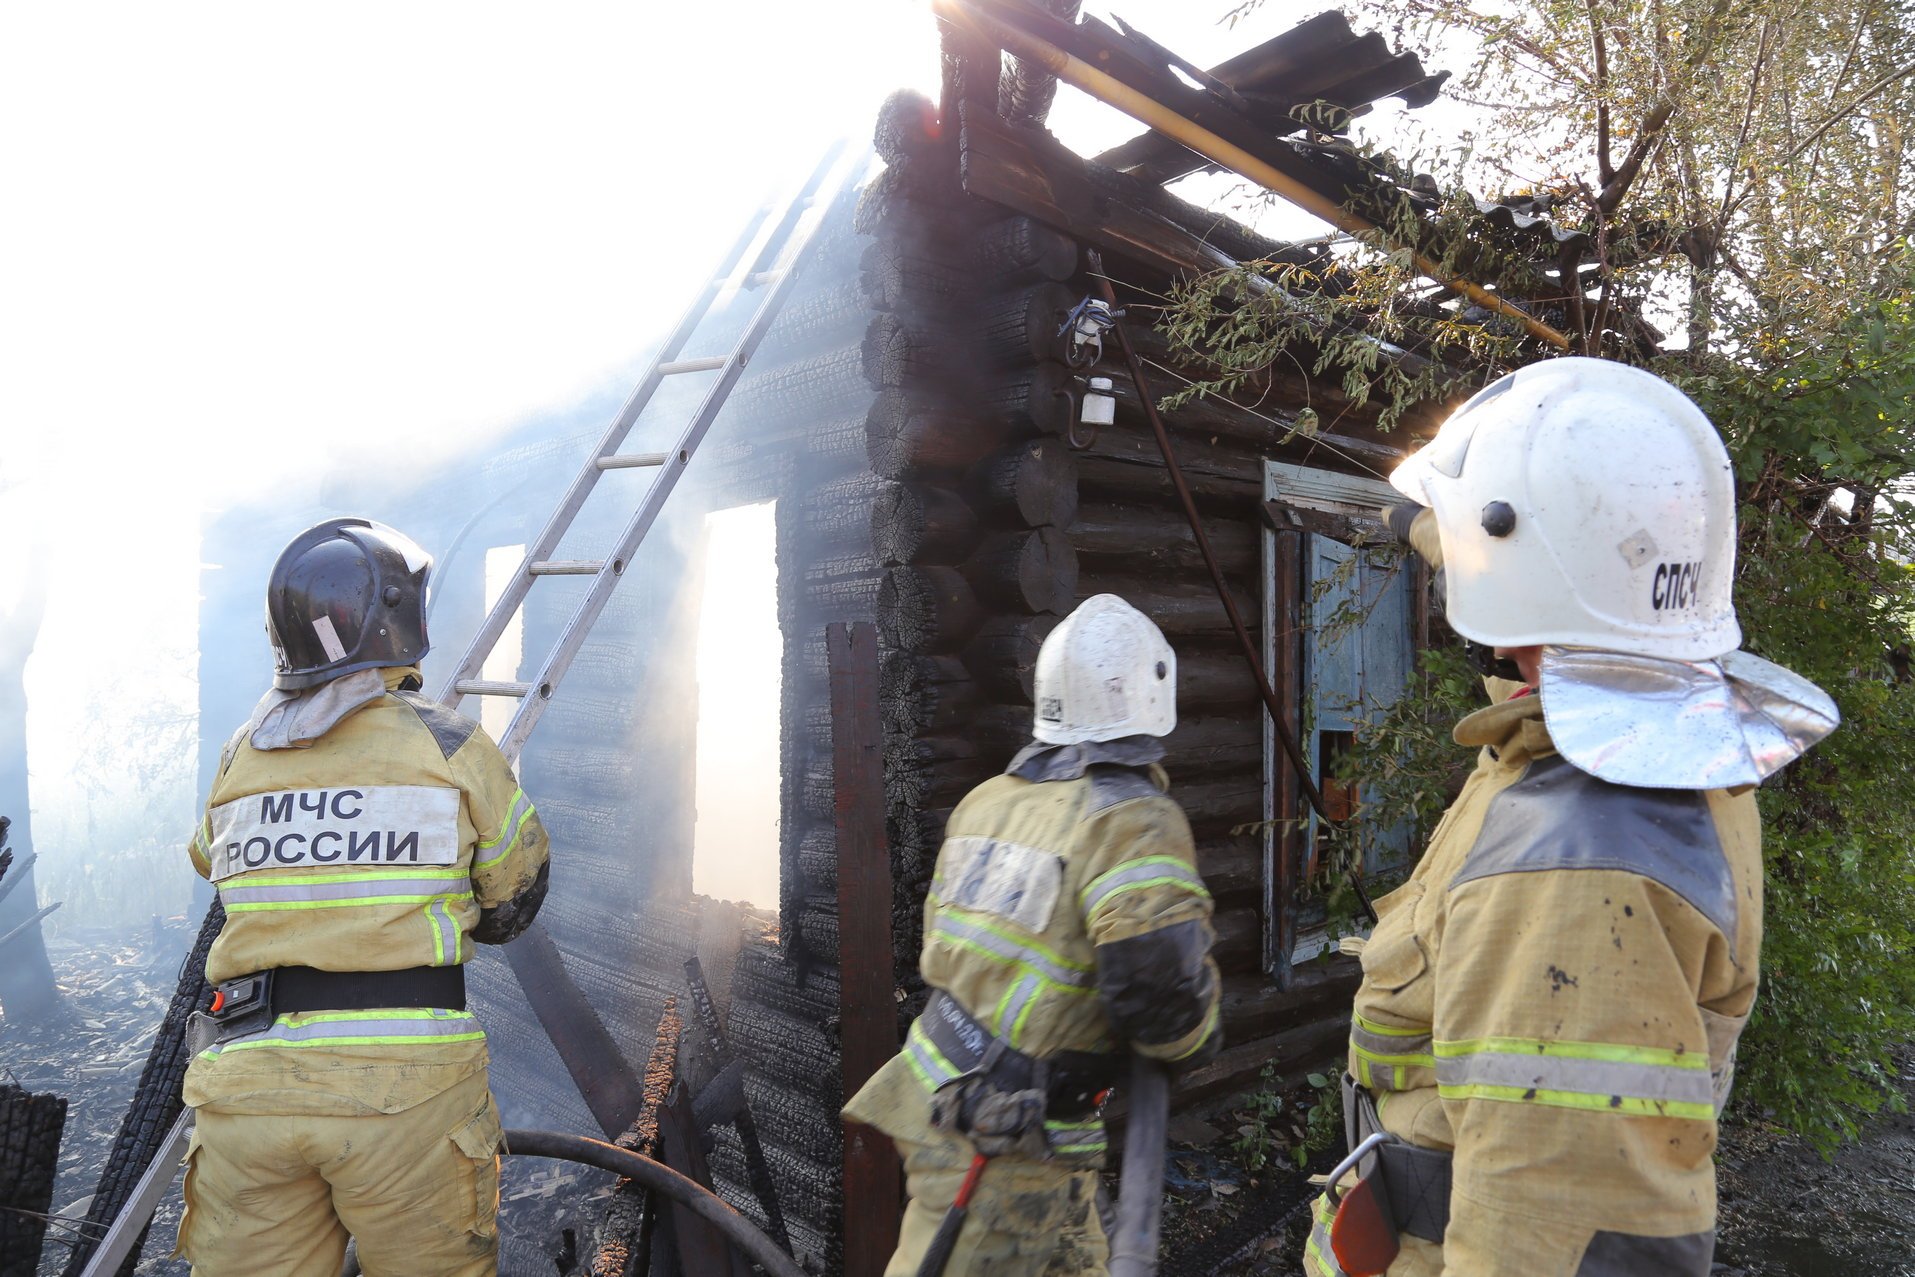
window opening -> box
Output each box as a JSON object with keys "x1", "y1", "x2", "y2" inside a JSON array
[
  {"x1": 1261, "y1": 461, "x2": 1416, "y2": 970},
  {"x1": 691, "y1": 502, "x2": 780, "y2": 910}
]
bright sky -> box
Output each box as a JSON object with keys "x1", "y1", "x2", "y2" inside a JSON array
[{"x1": 0, "y1": 0, "x2": 1426, "y2": 924}]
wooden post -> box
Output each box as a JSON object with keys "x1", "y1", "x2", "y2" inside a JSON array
[
  {"x1": 829, "y1": 622, "x2": 903, "y2": 1275},
  {"x1": 1267, "y1": 528, "x2": 1304, "y2": 987}
]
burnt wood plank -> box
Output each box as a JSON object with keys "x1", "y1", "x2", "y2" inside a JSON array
[
  {"x1": 504, "y1": 924, "x2": 650, "y2": 1137},
  {"x1": 829, "y1": 622, "x2": 903, "y2": 1275}
]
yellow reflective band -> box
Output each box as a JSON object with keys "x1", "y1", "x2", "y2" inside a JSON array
[
  {"x1": 1078, "y1": 854, "x2": 1209, "y2": 918},
  {"x1": 1009, "y1": 990, "x2": 1046, "y2": 1045},
  {"x1": 1305, "y1": 1196, "x2": 1347, "y2": 1277},
  {"x1": 903, "y1": 1020, "x2": 965, "y2": 1092},
  {"x1": 1169, "y1": 1000, "x2": 1221, "y2": 1062},
  {"x1": 217, "y1": 1030, "x2": 487, "y2": 1052},
  {"x1": 209, "y1": 1009, "x2": 484, "y2": 1054},
  {"x1": 940, "y1": 907, "x2": 1090, "y2": 974},
  {"x1": 1437, "y1": 1082, "x2": 1716, "y2": 1121},
  {"x1": 475, "y1": 790, "x2": 533, "y2": 871},
  {"x1": 229, "y1": 867, "x2": 471, "y2": 887},
  {"x1": 933, "y1": 931, "x2": 1097, "y2": 1002},
  {"x1": 226, "y1": 890, "x2": 475, "y2": 914},
  {"x1": 1349, "y1": 1040, "x2": 1434, "y2": 1068},
  {"x1": 1353, "y1": 1011, "x2": 1431, "y2": 1038},
  {"x1": 1433, "y1": 1036, "x2": 1709, "y2": 1070}
]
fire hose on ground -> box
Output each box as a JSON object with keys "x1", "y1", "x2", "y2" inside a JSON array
[{"x1": 500, "y1": 1129, "x2": 805, "y2": 1277}]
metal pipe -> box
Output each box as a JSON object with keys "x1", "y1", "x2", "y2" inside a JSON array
[
  {"x1": 503, "y1": 1128, "x2": 806, "y2": 1277},
  {"x1": 934, "y1": 0, "x2": 1572, "y2": 350},
  {"x1": 1108, "y1": 1058, "x2": 1169, "y2": 1277}
]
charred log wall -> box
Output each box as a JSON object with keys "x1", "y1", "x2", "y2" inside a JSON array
[
  {"x1": 1, "y1": 1086, "x2": 67, "y2": 1277},
  {"x1": 860, "y1": 91, "x2": 1419, "y2": 1102}
]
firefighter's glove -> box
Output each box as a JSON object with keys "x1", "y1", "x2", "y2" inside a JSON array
[
  {"x1": 1383, "y1": 503, "x2": 1424, "y2": 545},
  {"x1": 932, "y1": 1078, "x2": 1050, "y2": 1158},
  {"x1": 1382, "y1": 503, "x2": 1442, "y2": 571},
  {"x1": 964, "y1": 1085, "x2": 1050, "y2": 1158}
]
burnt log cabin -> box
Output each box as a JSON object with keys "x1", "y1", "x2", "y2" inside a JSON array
[{"x1": 75, "y1": 11, "x2": 1489, "y2": 1275}]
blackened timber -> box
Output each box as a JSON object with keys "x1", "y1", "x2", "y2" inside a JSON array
[
  {"x1": 1219, "y1": 959, "x2": 1362, "y2": 1044},
  {"x1": 1211, "y1": 906, "x2": 1261, "y2": 972},
  {"x1": 963, "y1": 528, "x2": 1078, "y2": 613},
  {"x1": 957, "y1": 99, "x2": 1246, "y2": 286},
  {"x1": 586, "y1": 1002, "x2": 680, "y2": 1277},
  {"x1": 1174, "y1": 645, "x2": 1266, "y2": 709},
  {"x1": 983, "y1": 361, "x2": 1075, "y2": 434},
  {"x1": 978, "y1": 438, "x2": 1079, "y2": 527},
  {"x1": 872, "y1": 481, "x2": 981, "y2": 566},
  {"x1": 655, "y1": 1079, "x2": 746, "y2": 1277},
  {"x1": 1175, "y1": 1015, "x2": 1350, "y2": 1110},
  {"x1": 802, "y1": 473, "x2": 889, "y2": 554},
  {"x1": 503, "y1": 925, "x2": 650, "y2": 1137},
  {"x1": 684, "y1": 958, "x2": 790, "y2": 1254},
  {"x1": 880, "y1": 653, "x2": 977, "y2": 734},
  {"x1": 1269, "y1": 527, "x2": 1305, "y2": 983},
  {"x1": 961, "y1": 613, "x2": 1058, "y2": 698},
  {"x1": 867, "y1": 392, "x2": 1010, "y2": 478},
  {"x1": 1072, "y1": 575, "x2": 1256, "y2": 635},
  {"x1": 1194, "y1": 837, "x2": 1262, "y2": 901},
  {"x1": 0, "y1": 1085, "x2": 67, "y2": 1276},
  {"x1": 864, "y1": 312, "x2": 968, "y2": 391},
  {"x1": 862, "y1": 237, "x2": 976, "y2": 312},
  {"x1": 1162, "y1": 714, "x2": 1263, "y2": 776},
  {"x1": 874, "y1": 88, "x2": 945, "y2": 167},
  {"x1": 1072, "y1": 502, "x2": 1257, "y2": 576},
  {"x1": 973, "y1": 215, "x2": 1080, "y2": 283},
  {"x1": 879, "y1": 566, "x2": 986, "y2": 653},
  {"x1": 828, "y1": 622, "x2": 903, "y2": 1274},
  {"x1": 978, "y1": 282, "x2": 1077, "y2": 367},
  {"x1": 1076, "y1": 451, "x2": 1258, "y2": 510},
  {"x1": 1170, "y1": 772, "x2": 1266, "y2": 835}
]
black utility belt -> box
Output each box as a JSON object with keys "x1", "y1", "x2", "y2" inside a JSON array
[
  {"x1": 189, "y1": 965, "x2": 467, "y2": 1053},
  {"x1": 1340, "y1": 1073, "x2": 1454, "y2": 1243},
  {"x1": 918, "y1": 991, "x2": 1122, "y2": 1120}
]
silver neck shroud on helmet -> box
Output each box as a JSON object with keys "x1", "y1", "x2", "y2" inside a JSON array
[{"x1": 1538, "y1": 647, "x2": 1839, "y2": 790}]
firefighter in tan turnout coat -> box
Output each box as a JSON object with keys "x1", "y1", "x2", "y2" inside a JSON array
[
  {"x1": 176, "y1": 518, "x2": 550, "y2": 1277},
  {"x1": 1304, "y1": 359, "x2": 1838, "y2": 1277},
  {"x1": 847, "y1": 594, "x2": 1222, "y2": 1276}
]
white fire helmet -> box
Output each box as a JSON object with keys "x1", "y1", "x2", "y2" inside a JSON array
[
  {"x1": 1390, "y1": 357, "x2": 1741, "y2": 661},
  {"x1": 1031, "y1": 594, "x2": 1177, "y2": 745}
]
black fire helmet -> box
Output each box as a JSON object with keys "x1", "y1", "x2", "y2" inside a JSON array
[{"x1": 265, "y1": 517, "x2": 432, "y2": 691}]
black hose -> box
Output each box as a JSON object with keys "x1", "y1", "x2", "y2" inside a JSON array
[{"x1": 501, "y1": 1128, "x2": 804, "y2": 1277}]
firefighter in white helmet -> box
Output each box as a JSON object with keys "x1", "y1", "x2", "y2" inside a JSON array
[
  {"x1": 846, "y1": 594, "x2": 1221, "y2": 1276},
  {"x1": 175, "y1": 518, "x2": 550, "y2": 1277},
  {"x1": 1304, "y1": 359, "x2": 1838, "y2": 1277}
]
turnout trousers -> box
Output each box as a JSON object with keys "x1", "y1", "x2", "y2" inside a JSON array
[
  {"x1": 176, "y1": 1071, "x2": 501, "y2": 1277},
  {"x1": 885, "y1": 1126, "x2": 1109, "y2": 1277}
]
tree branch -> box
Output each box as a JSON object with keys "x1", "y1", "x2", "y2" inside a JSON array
[
  {"x1": 1585, "y1": 0, "x2": 1614, "y2": 183},
  {"x1": 1717, "y1": 16, "x2": 1775, "y2": 226}
]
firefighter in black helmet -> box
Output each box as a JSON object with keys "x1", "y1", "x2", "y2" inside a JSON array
[{"x1": 177, "y1": 517, "x2": 549, "y2": 1277}]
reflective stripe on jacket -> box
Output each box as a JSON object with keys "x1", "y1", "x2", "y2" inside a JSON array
[
  {"x1": 846, "y1": 738, "x2": 1222, "y2": 1164},
  {"x1": 1306, "y1": 692, "x2": 1761, "y2": 1277},
  {"x1": 183, "y1": 666, "x2": 550, "y2": 1117}
]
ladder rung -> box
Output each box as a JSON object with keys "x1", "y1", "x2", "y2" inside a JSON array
[
  {"x1": 455, "y1": 679, "x2": 532, "y2": 698},
  {"x1": 528, "y1": 559, "x2": 606, "y2": 576},
  {"x1": 657, "y1": 356, "x2": 728, "y2": 375},
  {"x1": 596, "y1": 451, "x2": 670, "y2": 470},
  {"x1": 744, "y1": 269, "x2": 785, "y2": 287}
]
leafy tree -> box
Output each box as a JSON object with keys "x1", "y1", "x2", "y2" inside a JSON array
[{"x1": 1171, "y1": 0, "x2": 1915, "y2": 1147}]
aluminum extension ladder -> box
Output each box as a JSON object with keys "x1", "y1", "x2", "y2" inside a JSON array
[
  {"x1": 77, "y1": 139, "x2": 867, "y2": 1277},
  {"x1": 444, "y1": 137, "x2": 863, "y2": 762}
]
